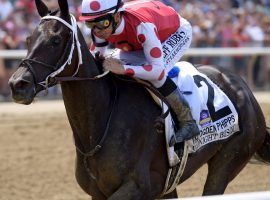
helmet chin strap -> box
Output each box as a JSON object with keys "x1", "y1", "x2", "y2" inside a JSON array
[
  {"x1": 111, "y1": 0, "x2": 122, "y2": 34},
  {"x1": 111, "y1": 14, "x2": 119, "y2": 34}
]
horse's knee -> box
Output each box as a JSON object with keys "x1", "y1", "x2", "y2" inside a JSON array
[{"x1": 203, "y1": 182, "x2": 227, "y2": 196}]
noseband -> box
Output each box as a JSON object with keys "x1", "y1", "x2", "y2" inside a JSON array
[{"x1": 21, "y1": 34, "x2": 73, "y2": 87}]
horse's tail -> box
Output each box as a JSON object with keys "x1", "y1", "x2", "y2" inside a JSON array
[{"x1": 251, "y1": 127, "x2": 270, "y2": 165}]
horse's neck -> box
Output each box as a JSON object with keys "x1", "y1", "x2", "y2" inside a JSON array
[{"x1": 60, "y1": 37, "x2": 111, "y2": 150}]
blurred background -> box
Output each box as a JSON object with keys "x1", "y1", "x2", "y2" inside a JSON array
[
  {"x1": 0, "y1": 1, "x2": 270, "y2": 199},
  {"x1": 0, "y1": 0, "x2": 270, "y2": 101}
]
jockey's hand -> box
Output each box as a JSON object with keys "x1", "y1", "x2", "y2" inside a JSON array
[
  {"x1": 94, "y1": 51, "x2": 105, "y2": 63},
  {"x1": 103, "y1": 58, "x2": 125, "y2": 75}
]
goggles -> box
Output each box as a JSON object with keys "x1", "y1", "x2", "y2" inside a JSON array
[{"x1": 85, "y1": 15, "x2": 113, "y2": 30}]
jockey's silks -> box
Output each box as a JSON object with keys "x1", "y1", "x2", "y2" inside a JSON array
[
  {"x1": 90, "y1": 0, "x2": 190, "y2": 88},
  {"x1": 107, "y1": 0, "x2": 180, "y2": 51}
]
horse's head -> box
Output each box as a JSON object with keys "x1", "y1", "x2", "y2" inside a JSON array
[{"x1": 9, "y1": 0, "x2": 83, "y2": 104}]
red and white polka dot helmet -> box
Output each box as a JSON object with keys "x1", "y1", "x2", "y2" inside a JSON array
[{"x1": 79, "y1": 0, "x2": 125, "y2": 21}]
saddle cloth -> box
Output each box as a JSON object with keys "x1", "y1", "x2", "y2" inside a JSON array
[
  {"x1": 171, "y1": 61, "x2": 240, "y2": 153},
  {"x1": 161, "y1": 61, "x2": 240, "y2": 195}
]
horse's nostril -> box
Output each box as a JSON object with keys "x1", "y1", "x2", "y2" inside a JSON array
[{"x1": 14, "y1": 79, "x2": 31, "y2": 90}]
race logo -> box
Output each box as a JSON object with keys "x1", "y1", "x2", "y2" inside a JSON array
[{"x1": 199, "y1": 110, "x2": 211, "y2": 127}]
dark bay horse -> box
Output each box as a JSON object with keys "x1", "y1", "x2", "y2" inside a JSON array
[{"x1": 8, "y1": 0, "x2": 270, "y2": 199}]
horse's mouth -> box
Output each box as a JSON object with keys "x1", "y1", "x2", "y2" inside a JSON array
[
  {"x1": 11, "y1": 89, "x2": 35, "y2": 105},
  {"x1": 9, "y1": 77, "x2": 36, "y2": 105},
  {"x1": 12, "y1": 93, "x2": 34, "y2": 105}
]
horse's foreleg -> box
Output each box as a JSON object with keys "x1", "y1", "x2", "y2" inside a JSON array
[
  {"x1": 107, "y1": 179, "x2": 150, "y2": 200},
  {"x1": 202, "y1": 163, "x2": 228, "y2": 195},
  {"x1": 203, "y1": 135, "x2": 251, "y2": 195}
]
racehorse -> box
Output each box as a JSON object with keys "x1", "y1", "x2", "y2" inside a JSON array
[{"x1": 8, "y1": 0, "x2": 270, "y2": 199}]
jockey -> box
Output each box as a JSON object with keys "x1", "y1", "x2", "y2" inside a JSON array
[{"x1": 79, "y1": 0, "x2": 199, "y2": 146}]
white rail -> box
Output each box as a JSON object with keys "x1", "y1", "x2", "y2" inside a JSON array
[
  {"x1": 186, "y1": 47, "x2": 270, "y2": 56},
  {"x1": 179, "y1": 191, "x2": 270, "y2": 200},
  {"x1": 1, "y1": 47, "x2": 270, "y2": 58},
  {"x1": 1, "y1": 47, "x2": 270, "y2": 89},
  {"x1": 0, "y1": 50, "x2": 27, "y2": 59}
]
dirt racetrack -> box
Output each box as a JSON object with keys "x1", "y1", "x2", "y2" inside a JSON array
[{"x1": 0, "y1": 92, "x2": 269, "y2": 200}]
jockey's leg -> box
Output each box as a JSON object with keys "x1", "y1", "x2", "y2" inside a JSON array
[{"x1": 156, "y1": 77, "x2": 199, "y2": 146}]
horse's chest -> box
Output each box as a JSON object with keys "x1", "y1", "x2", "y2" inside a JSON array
[{"x1": 77, "y1": 156, "x2": 125, "y2": 197}]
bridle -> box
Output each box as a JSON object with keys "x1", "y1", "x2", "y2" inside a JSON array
[
  {"x1": 21, "y1": 14, "x2": 109, "y2": 93},
  {"x1": 21, "y1": 34, "x2": 73, "y2": 90}
]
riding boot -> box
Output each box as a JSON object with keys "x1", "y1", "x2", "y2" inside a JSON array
[
  {"x1": 166, "y1": 88, "x2": 200, "y2": 146},
  {"x1": 157, "y1": 77, "x2": 199, "y2": 147}
]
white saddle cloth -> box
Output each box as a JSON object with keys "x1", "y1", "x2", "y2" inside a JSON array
[{"x1": 171, "y1": 61, "x2": 240, "y2": 153}]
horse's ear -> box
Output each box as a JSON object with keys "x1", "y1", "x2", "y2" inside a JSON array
[
  {"x1": 58, "y1": 0, "x2": 70, "y2": 18},
  {"x1": 35, "y1": 0, "x2": 49, "y2": 17}
]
